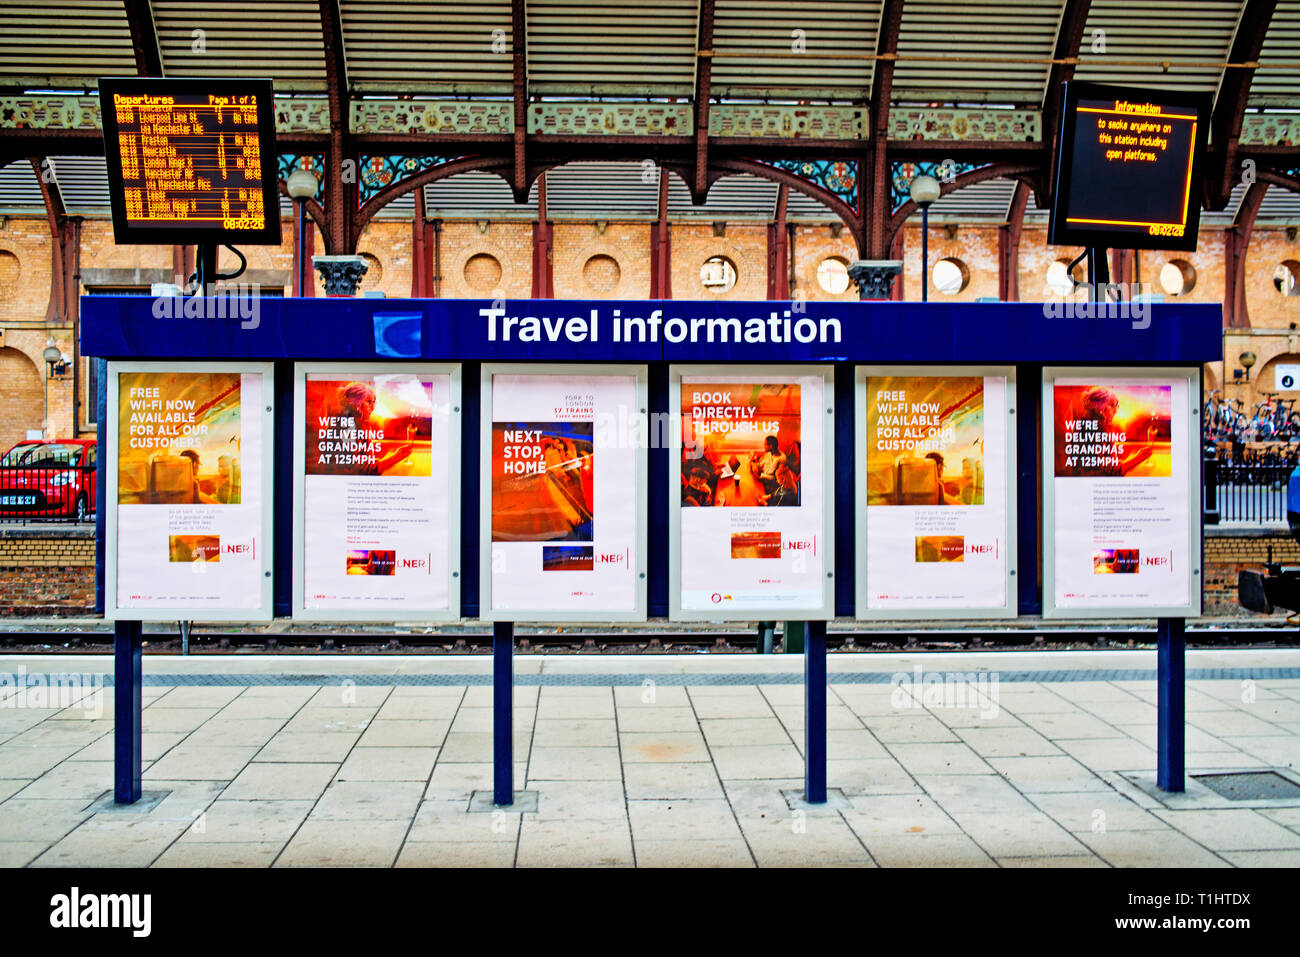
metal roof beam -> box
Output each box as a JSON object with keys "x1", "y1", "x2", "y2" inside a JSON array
[
  {"x1": 319, "y1": 0, "x2": 353, "y2": 252},
  {"x1": 30, "y1": 156, "x2": 65, "y2": 223},
  {"x1": 1040, "y1": 0, "x2": 1091, "y2": 208},
  {"x1": 512, "y1": 0, "x2": 528, "y2": 200},
  {"x1": 123, "y1": 0, "x2": 164, "y2": 77},
  {"x1": 1226, "y1": 178, "x2": 1267, "y2": 328},
  {"x1": 693, "y1": 0, "x2": 715, "y2": 201},
  {"x1": 30, "y1": 155, "x2": 69, "y2": 322},
  {"x1": 1207, "y1": 0, "x2": 1278, "y2": 210},
  {"x1": 863, "y1": 0, "x2": 904, "y2": 259},
  {"x1": 999, "y1": 179, "x2": 1030, "y2": 302}
]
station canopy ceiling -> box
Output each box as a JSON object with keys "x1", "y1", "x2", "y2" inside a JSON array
[{"x1": 1, "y1": 0, "x2": 1298, "y2": 223}]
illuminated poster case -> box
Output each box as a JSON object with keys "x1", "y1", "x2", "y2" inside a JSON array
[
  {"x1": 106, "y1": 361, "x2": 274, "y2": 621},
  {"x1": 670, "y1": 365, "x2": 834, "y2": 621},
  {"x1": 855, "y1": 366, "x2": 1017, "y2": 618},
  {"x1": 1042, "y1": 367, "x2": 1201, "y2": 618},
  {"x1": 292, "y1": 363, "x2": 461, "y2": 621},
  {"x1": 479, "y1": 364, "x2": 647, "y2": 621}
]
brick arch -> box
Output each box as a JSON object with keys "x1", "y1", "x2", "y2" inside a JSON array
[
  {"x1": 566, "y1": 241, "x2": 643, "y2": 300},
  {"x1": 0, "y1": 347, "x2": 44, "y2": 449},
  {"x1": 1204, "y1": 362, "x2": 1221, "y2": 395},
  {"x1": 447, "y1": 243, "x2": 517, "y2": 298},
  {"x1": 682, "y1": 239, "x2": 765, "y2": 301}
]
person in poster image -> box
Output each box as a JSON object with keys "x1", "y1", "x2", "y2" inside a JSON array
[
  {"x1": 1064, "y1": 386, "x2": 1122, "y2": 478},
  {"x1": 336, "y1": 382, "x2": 414, "y2": 476},
  {"x1": 751, "y1": 435, "x2": 787, "y2": 496},
  {"x1": 682, "y1": 464, "x2": 716, "y2": 507},
  {"x1": 179, "y1": 450, "x2": 219, "y2": 505}
]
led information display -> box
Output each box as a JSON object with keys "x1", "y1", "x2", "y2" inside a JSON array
[
  {"x1": 99, "y1": 77, "x2": 281, "y2": 245},
  {"x1": 1048, "y1": 82, "x2": 1210, "y2": 252}
]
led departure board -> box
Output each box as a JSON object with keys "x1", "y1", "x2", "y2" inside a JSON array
[
  {"x1": 1048, "y1": 82, "x2": 1210, "y2": 252},
  {"x1": 98, "y1": 78, "x2": 281, "y2": 245}
]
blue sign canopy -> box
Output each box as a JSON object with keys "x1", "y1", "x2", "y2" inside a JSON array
[{"x1": 80, "y1": 296, "x2": 1222, "y2": 365}]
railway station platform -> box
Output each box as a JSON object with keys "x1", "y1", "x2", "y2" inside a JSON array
[{"x1": 2, "y1": 648, "x2": 1298, "y2": 869}]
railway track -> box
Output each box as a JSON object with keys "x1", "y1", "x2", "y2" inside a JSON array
[{"x1": 2, "y1": 625, "x2": 1296, "y2": 654}]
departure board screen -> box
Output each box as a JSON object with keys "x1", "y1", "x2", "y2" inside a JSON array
[
  {"x1": 98, "y1": 78, "x2": 281, "y2": 245},
  {"x1": 1048, "y1": 82, "x2": 1210, "y2": 252}
]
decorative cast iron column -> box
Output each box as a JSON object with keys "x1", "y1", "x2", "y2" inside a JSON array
[
  {"x1": 312, "y1": 255, "x2": 368, "y2": 296},
  {"x1": 848, "y1": 260, "x2": 902, "y2": 300}
]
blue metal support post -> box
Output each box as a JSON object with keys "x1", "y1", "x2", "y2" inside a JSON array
[
  {"x1": 114, "y1": 619, "x2": 143, "y2": 804},
  {"x1": 1157, "y1": 616, "x2": 1186, "y2": 792},
  {"x1": 804, "y1": 620, "x2": 828, "y2": 804},
  {"x1": 493, "y1": 620, "x2": 514, "y2": 806}
]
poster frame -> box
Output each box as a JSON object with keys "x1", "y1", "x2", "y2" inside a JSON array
[
  {"x1": 291, "y1": 362, "x2": 462, "y2": 622},
  {"x1": 854, "y1": 364, "x2": 1018, "y2": 620},
  {"x1": 1041, "y1": 364, "x2": 1202, "y2": 619},
  {"x1": 669, "y1": 363, "x2": 836, "y2": 622},
  {"x1": 105, "y1": 359, "x2": 275, "y2": 622},
  {"x1": 479, "y1": 363, "x2": 648, "y2": 623}
]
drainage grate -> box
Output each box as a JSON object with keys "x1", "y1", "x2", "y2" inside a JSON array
[{"x1": 1192, "y1": 771, "x2": 1300, "y2": 801}]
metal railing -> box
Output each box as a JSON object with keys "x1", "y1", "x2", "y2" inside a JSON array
[
  {"x1": 1205, "y1": 457, "x2": 1292, "y2": 525},
  {"x1": 0, "y1": 463, "x2": 96, "y2": 524}
]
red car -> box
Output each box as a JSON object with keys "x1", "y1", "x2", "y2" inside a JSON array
[{"x1": 0, "y1": 439, "x2": 97, "y2": 521}]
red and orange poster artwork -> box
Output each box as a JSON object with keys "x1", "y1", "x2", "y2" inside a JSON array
[
  {"x1": 1053, "y1": 383, "x2": 1172, "y2": 478},
  {"x1": 491, "y1": 422, "x2": 595, "y2": 542},
  {"x1": 118, "y1": 371, "x2": 242, "y2": 505},
  {"x1": 676, "y1": 372, "x2": 828, "y2": 616},
  {"x1": 680, "y1": 383, "x2": 802, "y2": 508},
  {"x1": 304, "y1": 377, "x2": 434, "y2": 477}
]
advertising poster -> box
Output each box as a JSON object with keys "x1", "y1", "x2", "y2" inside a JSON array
[
  {"x1": 294, "y1": 366, "x2": 458, "y2": 618},
  {"x1": 673, "y1": 368, "x2": 832, "y2": 618},
  {"x1": 1045, "y1": 370, "x2": 1198, "y2": 615},
  {"x1": 110, "y1": 363, "x2": 271, "y2": 618},
  {"x1": 859, "y1": 369, "x2": 1014, "y2": 615},
  {"x1": 482, "y1": 367, "x2": 645, "y2": 619}
]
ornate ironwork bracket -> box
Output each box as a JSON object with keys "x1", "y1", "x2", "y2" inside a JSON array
[
  {"x1": 278, "y1": 154, "x2": 325, "y2": 199},
  {"x1": 358, "y1": 155, "x2": 463, "y2": 205},
  {"x1": 755, "y1": 158, "x2": 858, "y2": 209},
  {"x1": 890, "y1": 160, "x2": 991, "y2": 213}
]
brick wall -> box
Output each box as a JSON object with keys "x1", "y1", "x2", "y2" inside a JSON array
[
  {"x1": 356, "y1": 221, "x2": 413, "y2": 298},
  {"x1": 670, "y1": 223, "x2": 767, "y2": 300},
  {"x1": 902, "y1": 220, "x2": 1000, "y2": 302},
  {"x1": 1244, "y1": 227, "x2": 1300, "y2": 328},
  {"x1": 0, "y1": 216, "x2": 54, "y2": 324},
  {"x1": 1203, "y1": 529, "x2": 1300, "y2": 617},
  {"x1": 435, "y1": 221, "x2": 533, "y2": 299},
  {"x1": 792, "y1": 225, "x2": 860, "y2": 302},
  {"x1": 0, "y1": 527, "x2": 95, "y2": 616},
  {"x1": 552, "y1": 222, "x2": 651, "y2": 299},
  {"x1": 0, "y1": 346, "x2": 45, "y2": 450}
]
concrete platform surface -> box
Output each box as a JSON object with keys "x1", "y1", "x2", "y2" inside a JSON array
[{"x1": 0, "y1": 649, "x2": 1297, "y2": 868}]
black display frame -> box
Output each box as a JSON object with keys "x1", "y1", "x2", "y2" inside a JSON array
[
  {"x1": 98, "y1": 77, "x2": 282, "y2": 246},
  {"x1": 1048, "y1": 81, "x2": 1211, "y2": 252}
]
